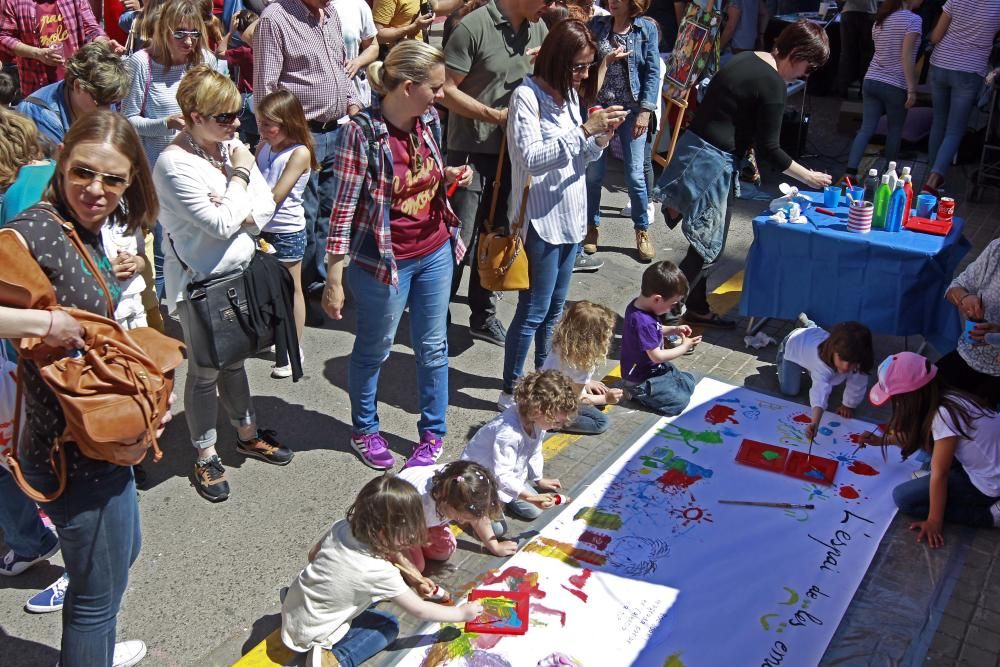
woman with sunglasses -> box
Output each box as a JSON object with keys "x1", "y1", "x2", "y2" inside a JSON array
[
  {"x1": 498, "y1": 20, "x2": 627, "y2": 410},
  {"x1": 584, "y1": 0, "x2": 661, "y2": 261},
  {"x1": 0, "y1": 111, "x2": 162, "y2": 667},
  {"x1": 122, "y1": 0, "x2": 225, "y2": 298},
  {"x1": 654, "y1": 19, "x2": 832, "y2": 330},
  {"x1": 321, "y1": 41, "x2": 472, "y2": 471},
  {"x1": 154, "y1": 65, "x2": 292, "y2": 503}
]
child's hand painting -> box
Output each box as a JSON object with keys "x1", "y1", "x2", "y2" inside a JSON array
[
  {"x1": 415, "y1": 577, "x2": 436, "y2": 598},
  {"x1": 459, "y1": 601, "x2": 485, "y2": 621},
  {"x1": 910, "y1": 518, "x2": 944, "y2": 549},
  {"x1": 804, "y1": 421, "x2": 819, "y2": 441},
  {"x1": 488, "y1": 539, "x2": 519, "y2": 557},
  {"x1": 835, "y1": 405, "x2": 854, "y2": 418}
]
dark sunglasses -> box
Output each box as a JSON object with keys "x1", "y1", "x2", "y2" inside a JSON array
[
  {"x1": 67, "y1": 165, "x2": 130, "y2": 193},
  {"x1": 209, "y1": 111, "x2": 241, "y2": 124},
  {"x1": 172, "y1": 29, "x2": 202, "y2": 40},
  {"x1": 570, "y1": 62, "x2": 598, "y2": 73},
  {"x1": 545, "y1": 0, "x2": 567, "y2": 5}
]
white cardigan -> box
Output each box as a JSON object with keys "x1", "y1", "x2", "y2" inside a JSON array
[{"x1": 153, "y1": 140, "x2": 275, "y2": 314}]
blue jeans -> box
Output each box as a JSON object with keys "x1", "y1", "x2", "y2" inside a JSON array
[
  {"x1": 847, "y1": 79, "x2": 908, "y2": 171},
  {"x1": 505, "y1": 498, "x2": 543, "y2": 521},
  {"x1": 893, "y1": 461, "x2": 999, "y2": 528},
  {"x1": 928, "y1": 65, "x2": 984, "y2": 178},
  {"x1": 347, "y1": 241, "x2": 453, "y2": 437},
  {"x1": 302, "y1": 126, "x2": 344, "y2": 291},
  {"x1": 322, "y1": 608, "x2": 399, "y2": 667},
  {"x1": 557, "y1": 404, "x2": 610, "y2": 435},
  {"x1": 0, "y1": 467, "x2": 56, "y2": 557},
  {"x1": 502, "y1": 224, "x2": 578, "y2": 393},
  {"x1": 626, "y1": 365, "x2": 695, "y2": 416},
  {"x1": 26, "y1": 461, "x2": 140, "y2": 667},
  {"x1": 586, "y1": 111, "x2": 649, "y2": 230}
]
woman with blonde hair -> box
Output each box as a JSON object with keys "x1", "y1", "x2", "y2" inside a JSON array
[
  {"x1": 0, "y1": 110, "x2": 163, "y2": 667},
  {"x1": 321, "y1": 40, "x2": 473, "y2": 471},
  {"x1": 154, "y1": 65, "x2": 293, "y2": 502},
  {"x1": 0, "y1": 108, "x2": 51, "y2": 224}
]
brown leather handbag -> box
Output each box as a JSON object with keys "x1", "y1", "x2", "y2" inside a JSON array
[
  {"x1": 0, "y1": 213, "x2": 184, "y2": 502},
  {"x1": 477, "y1": 139, "x2": 531, "y2": 292}
]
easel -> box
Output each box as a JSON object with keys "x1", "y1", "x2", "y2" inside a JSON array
[{"x1": 652, "y1": 93, "x2": 689, "y2": 169}]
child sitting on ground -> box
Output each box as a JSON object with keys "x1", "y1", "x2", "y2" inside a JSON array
[
  {"x1": 396, "y1": 461, "x2": 518, "y2": 597},
  {"x1": 463, "y1": 370, "x2": 578, "y2": 524},
  {"x1": 620, "y1": 261, "x2": 699, "y2": 416},
  {"x1": 776, "y1": 320, "x2": 874, "y2": 440},
  {"x1": 863, "y1": 352, "x2": 1000, "y2": 548},
  {"x1": 281, "y1": 476, "x2": 482, "y2": 666}
]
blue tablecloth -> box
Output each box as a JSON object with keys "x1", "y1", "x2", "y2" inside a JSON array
[{"x1": 738, "y1": 192, "x2": 971, "y2": 354}]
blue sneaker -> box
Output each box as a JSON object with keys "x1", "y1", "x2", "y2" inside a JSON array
[
  {"x1": 0, "y1": 534, "x2": 59, "y2": 576},
  {"x1": 25, "y1": 573, "x2": 69, "y2": 613}
]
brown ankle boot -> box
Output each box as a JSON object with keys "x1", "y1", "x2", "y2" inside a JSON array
[{"x1": 582, "y1": 225, "x2": 599, "y2": 254}]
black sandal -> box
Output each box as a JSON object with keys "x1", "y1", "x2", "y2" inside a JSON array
[{"x1": 683, "y1": 310, "x2": 737, "y2": 329}]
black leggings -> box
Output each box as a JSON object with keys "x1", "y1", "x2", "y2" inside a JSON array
[{"x1": 678, "y1": 178, "x2": 736, "y2": 314}]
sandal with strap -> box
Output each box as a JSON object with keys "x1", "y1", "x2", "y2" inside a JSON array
[{"x1": 683, "y1": 310, "x2": 737, "y2": 329}]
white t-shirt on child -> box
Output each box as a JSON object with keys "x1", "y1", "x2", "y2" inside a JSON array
[
  {"x1": 100, "y1": 223, "x2": 146, "y2": 323},
  {"x1": 931, "y1": 395, "x2": 1000, "y2": 497},
  {"x1": 398, "y1": 463, "x2": 449, "y2": 528},
  {"x1": 540, "y1": 349, "x2": 594, "y2": 385},
  {"x1": 461, "y1": 405, "x2": 544, "y2": 504},
  {"x1": 281, "y1": 519, "x2": 408, "y2": 652},
  {"x1": 782, "y1": 326, "x2": 868, "y2": 409}
]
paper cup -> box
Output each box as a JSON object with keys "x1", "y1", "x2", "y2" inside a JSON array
[{"x1": 847, "y1": 200, "x2": 873, "y2": 233}]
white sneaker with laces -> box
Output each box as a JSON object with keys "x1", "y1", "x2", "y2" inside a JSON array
[
  {"x1": 498, "y1": 391, "x2": 515, "y2": 411},
  {"x1": 112, "y1": 640, "x2": 147, "y2": 667}
]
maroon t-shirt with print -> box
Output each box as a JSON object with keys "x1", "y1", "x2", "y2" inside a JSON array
[{"x1": 385, "y1": 119, "x2": 449, "y2": 260}]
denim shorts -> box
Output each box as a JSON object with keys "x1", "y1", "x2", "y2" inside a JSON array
[{"x1": 261, "y1": 229, "x2": 306, "y2": 263}]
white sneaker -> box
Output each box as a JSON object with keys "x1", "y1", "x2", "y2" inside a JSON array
[
  {"x1": 112, "y1": 640, "x2": 147, "y2": 667},
  {"x1": 912, "y1": 469, "x2": 930, "y2": 480},
  {"x1": 271, "y1": 348, "x2": 305, "y2": 379},
  {"x1": 647, "y1": 202, "x2": 656, "y2": 223},
  {"x1": 498, "y1": 391, "x2": 515, "y2": 411}
]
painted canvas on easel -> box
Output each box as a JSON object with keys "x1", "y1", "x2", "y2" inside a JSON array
[
  {"x1": 391, "y1": 379, "x2": 918, "y2": 667},
  {"x1": 664, "y1": 0, "x2": 724, "y2": 99}
]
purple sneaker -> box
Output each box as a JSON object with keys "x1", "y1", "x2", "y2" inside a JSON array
[
  {"x1": 404, "y1": 432, "x2": 444, "y2": 469},
  {"x1": 350, "y1": 432, "x2": 396, "y2": 470}
]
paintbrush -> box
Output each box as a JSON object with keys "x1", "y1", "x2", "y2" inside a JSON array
[
  {"x1": 719, "y1": 500, "x2": 815, "y2": 510},
  {"x1": 806, "y1": 414, "x2": 820, "y2": 462}
]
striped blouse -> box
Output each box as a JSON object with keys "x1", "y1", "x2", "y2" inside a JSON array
[
  {"x1": 929, "y1": 0, "x2": 1000, "y2": 77},
  {"x1": 506, "y1": 77, "x2": 605, "y2": 246},
  {"x1": 865, "y1": 10, "x2": 922, "y2": 91}
]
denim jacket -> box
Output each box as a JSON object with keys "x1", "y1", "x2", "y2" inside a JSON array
[
  {"x1": 588, "y1": 15, "x2": 662, "y2": 113},
  {"x1": 15, "y1": 81, "x2": 70, "y2": 145}
]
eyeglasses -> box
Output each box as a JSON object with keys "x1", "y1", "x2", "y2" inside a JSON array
[
  {"x1": 209, "y1": 111, "x2": 241, "y2": 124},
  {"x1": 172, "y1": 29, "x2": 202, "y2": 40},
  {"x1": 544, "y1": 0, "x2": 567, "y2": 5},
  {"x1": 67, "y1": 165, "x2": 130, "y2": 194},
  {"x1": 570, "y1": 62, "x2": 597, "y2": 73}
]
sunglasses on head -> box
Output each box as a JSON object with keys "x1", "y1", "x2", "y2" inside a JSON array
[
  {"x1": 172, "y1": 29, "x2": 202, "y2": 40},
  {"x1": 67, "y1": 165, "x2": 130, "y2": 193},
  {"x1": 208, "y1": 111, "x2": 240, "y2": 124}
]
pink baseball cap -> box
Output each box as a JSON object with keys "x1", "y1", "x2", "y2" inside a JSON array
[{"x1": 868, "y1": 352, "x2": 937, "y2": 406}]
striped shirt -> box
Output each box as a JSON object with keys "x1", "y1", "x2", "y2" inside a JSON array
[
  {"x1": 929, "y1": 0, "x2": 1000, "y2": 77},
  {"x1": 253, "y1": 0, "x2": 358, "y2": 124},
  {"x1": 865, "y1": 10, "x2": 922, "y2": 91},
  {"x1": 506, "y1": 77, "x2": 604, "y2": 246}
]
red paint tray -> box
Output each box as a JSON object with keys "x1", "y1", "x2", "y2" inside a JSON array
[
  {"x1": 735, "y1": 439, "x2": 790, "y2": 473},
  {"x1": 734, "y1": 439, "x2": 839, "y2": 485},
  {"x1": 465, "y1": 590, "x2": 530, "y2": 635},
  {"x1": 785, "y1": 451, "x2": 838, "y2": 485},
  {"x1": 904, "y1": 216, "x2": 952, "y2": 236}
]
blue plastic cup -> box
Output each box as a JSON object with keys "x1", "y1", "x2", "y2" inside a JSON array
[
  {"x1": 823, "y1": 185, "x2": 841, "y2": 208},
  {"x1": 848, "y1": 186, "x2": 865, "y2": 203},
  {"x1": 916, "y1": 193, "x2": 937, "y2": 218},
  {"x1": 966, "y1": 319, "x2": 984, "y2": 344}
]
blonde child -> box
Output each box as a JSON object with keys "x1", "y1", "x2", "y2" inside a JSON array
[
  {"x1": 620, "y1": 261, "x2": 700, "y2": 416},
  {"x1": 101, "y1": 222, "x2": 148, "y2": 330},
  {"x1": 863, "y1": 352, "x2": 1000, "y2": 549},
  {"x1": 777, "y1": 320, "x2": 874, "y2": 440},
  {"x1": 396, "y1": 461, "x2": 518, "y2": 599},
  {"x1": 255, "y1": 89, "x2": 317, "y2": 378},
  {"x1": 463, "y1": 370, "x2": 578, "y2": 522},
  {"x1": 509, "y1": 300, "x2": 622, "y2": 435},
  {"x1": 281, "y1": 475, "x2": 482, "y2": 667}
]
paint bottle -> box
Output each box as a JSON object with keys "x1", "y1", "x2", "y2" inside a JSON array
[
  {"x1": 901, "y1": 175, "x2": 914, "y2": 228},
  {"x1": 885, "y1": 161, "x2": 899, "y2": 192},
  {"x1": 901, "y1": 165, "x2": 911, "y2": 180},
  {"x1": 885, "y1": 181, "x2": 908, "y2": 232},
  {"x1": 873, "y1": 175, "x2": 891, "y2": 229},
  {"x1": 427, "y1": 585, "x2": 451, "y2": 603},
  {"x1": 863, "y1": 169, "x2": 879, "y2": 203}
]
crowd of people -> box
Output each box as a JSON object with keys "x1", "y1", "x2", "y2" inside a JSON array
[{"x1": 0, "y1": 0, "x2": 998, "y2": 665}]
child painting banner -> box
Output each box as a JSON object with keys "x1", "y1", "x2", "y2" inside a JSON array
[{"x1": 390, "y1": 378, "x2": 917, "y2": 666}]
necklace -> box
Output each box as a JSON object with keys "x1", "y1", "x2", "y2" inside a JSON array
[
  {"x1": 407, "y1": 131, "x2": 424, "y2": 174},
  {"x1": 184, "y1": 131, "x2": 228, "y2": 170}
]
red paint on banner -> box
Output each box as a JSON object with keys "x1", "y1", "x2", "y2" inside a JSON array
[
  {"x1": 562, "y1": 585, "x2": 589, "y2": 602},
  {"x1": 848, "y1": 461, "x2": 879, "y2": 476},
  {"x1": 482, "y1": 566, "x2": 546, "y2": 599},
  {"x1": 838, "y1": 485, "x2": 860, "y2": 499},
  {"x1": 579, "y1": 531, "x2": 611, "y2": 550},
  {"x1": 657, "y1": 468, "x2": 700, "y2": 491},
  {"x1": 792, "y1": 413, "x2": 813, "y2": 424},
  {"x1": 568, "y1": 568, "x2": 593, "y2": 589},
  {"x1": 705, "y1": 404, "x2": 739, "y2": 424}
]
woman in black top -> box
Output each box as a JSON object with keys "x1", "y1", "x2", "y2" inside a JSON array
[{"x1": 656, "y1": 19, "x2": 832, "y2": 328}]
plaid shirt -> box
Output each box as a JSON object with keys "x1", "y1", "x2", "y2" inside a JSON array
[
  {"x1": 252, "y1": 0, "x2": 357, "y2": 123},
  {"x1": 326, "y1": 100, "x2": 465, "y2": 287},
  {"x1": 0, "y1": 0, "x2": 105, "y2": 96}
]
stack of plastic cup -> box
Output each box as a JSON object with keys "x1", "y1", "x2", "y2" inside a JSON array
[{"x1": 847, "y1": 200, "x2": 873, "y2": 233}]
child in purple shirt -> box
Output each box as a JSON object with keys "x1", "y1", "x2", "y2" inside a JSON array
[{"x1": 621, "y1": 261, "x2": 700, "y2": 415}]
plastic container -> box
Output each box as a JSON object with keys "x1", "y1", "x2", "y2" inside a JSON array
[
  {"x1": 823, "y1": 185, "x2": 841, "y2": 208},
  {"x1": 885, "y1": 161, "x2": 898, "y2": 191},
  {"x1": 901, "y1": 175, "x2": 913, "y2": 228},
  {"x1": 848, "y1": 186, "x2": 865, "y2": 203},
  {"x1": 847, "y1": 200, "x2": 873, "y2": 233},
  {"x1": 863, "y1": 169, "x2": 879, "y2": 202},
  {"x1": 915, "y1": 193, "x2": 936, "y2": 218},
  {"x1": 885, "y1": 183, "x2": 907, "y2": 232},
  {"x1": 873, "y1": 175, "x2": 891, "y2": 229}
]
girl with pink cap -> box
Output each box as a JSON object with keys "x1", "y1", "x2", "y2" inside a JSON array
[{"x1": 862, "y1": 352, "x2": 1000, "y2": 548}]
